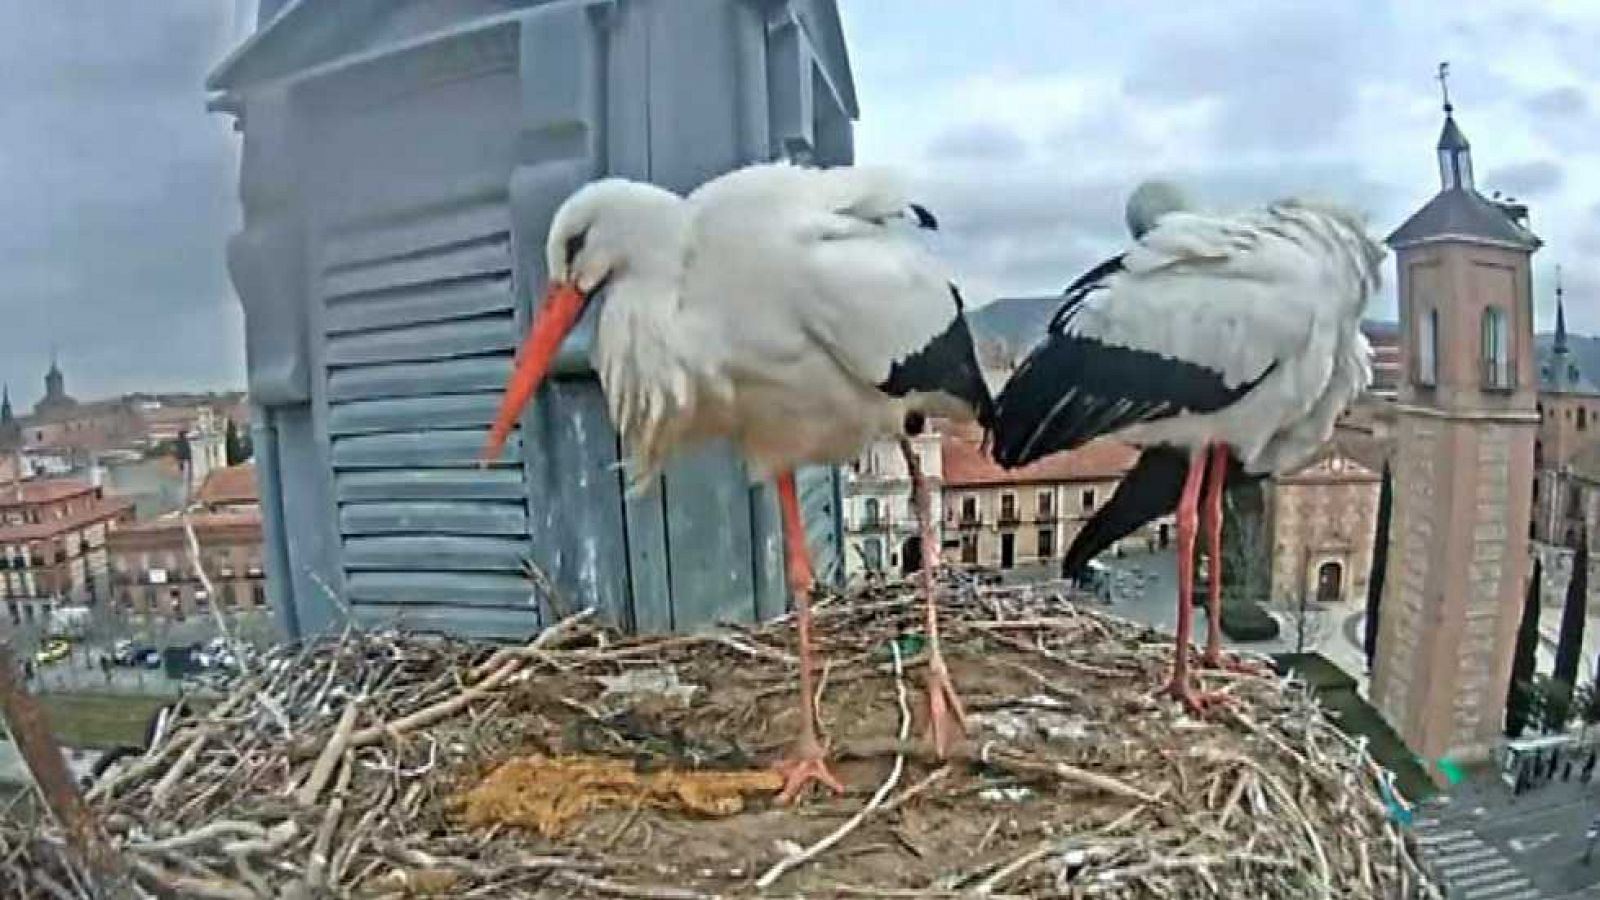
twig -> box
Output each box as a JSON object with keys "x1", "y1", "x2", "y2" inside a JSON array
[
  {"x1": 469, "y1": 605, "x2": 598, "y2": 682},
  {"x1": 127, "y1": 820, "x2": 267, "y2": 854},
  {"x1": 181, "y1": 501, "x2": 252, "y2": 678},
  {"x1": 756, "y1": 639, "x2": 912, "y2": 889},
  {"x1": 296, "y1": 696, "x2": 360, "y2": 806},
  {"x1": 550, "y1": 871, "x2": 720, "y2": 899},
  {"x1": 344, "y1": 658, "x2": 520, "y2": 751},
  {"x1": 974, "y1": 838, "x2": 1080, "y2": 895},
  {"x1": 301, "y1": 752, "x2": 351, "y2": 890}
]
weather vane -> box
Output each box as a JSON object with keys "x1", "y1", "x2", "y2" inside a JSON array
[
  {"x1": 1557, "y1": 263, "x2": 1564, "y2": 297},
  {"x1": 1437, "y1": 61, "x2": 1453, "y2": 114}
]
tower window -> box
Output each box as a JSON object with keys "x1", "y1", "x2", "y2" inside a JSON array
[
  {"x1": 1417, "y1": 308, "x2": 1439, "y2": 386},
  {"x1": 1480, "y1": 306, "x2": 1511, "y2": 389}
]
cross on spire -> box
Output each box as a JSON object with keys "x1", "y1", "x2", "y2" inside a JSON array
[{"x1": 1437, "y1": 61, "x2": 1453, "y2": 114}]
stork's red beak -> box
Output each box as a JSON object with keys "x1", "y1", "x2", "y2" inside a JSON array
[{"x1": 481, "y1": 281, "x2": 587, "y2": 463}]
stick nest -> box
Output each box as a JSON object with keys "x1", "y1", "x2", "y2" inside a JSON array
[{"x1": 2, "y1": 575, "x2": 1442, "y2": 898}]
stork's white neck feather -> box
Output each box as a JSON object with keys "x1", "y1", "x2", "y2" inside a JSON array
[{"x1": 574, "y1": 190, "x2": 719, "y2": 492}]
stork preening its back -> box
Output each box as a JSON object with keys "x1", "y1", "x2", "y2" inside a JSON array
[
  {"x1": 481, "y1": 161, "x2": 993, "y2": 802},
  {"x1": 990, "y1": 181, "x2": 1381, "y2": 712}
]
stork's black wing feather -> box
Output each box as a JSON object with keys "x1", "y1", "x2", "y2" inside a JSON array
[
  {"x1": 988, "y1": 330, "x2": 1274, "y2": 469},
  {"x1": 875, "y1": 284, "x2": 996, "y2": 427},
  {"x1": 1060, "y1": 446, "x2": 1260, "y2": 579},
  {"x1": 1048, "y1": 253, "x2": 1126, "y2": 333}
]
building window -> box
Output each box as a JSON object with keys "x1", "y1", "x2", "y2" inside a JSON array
[
  {"x1": 1038, "y1": 527, "x2": 1055, "y2": 558},
  {"x1": 1569, "y1": 485, "x2": 1584, "y2": 520},
  {"x1": 1480, "y1": 306, "x2": 1511, "y2": 388},
  {"x1": 1082, "y1": 488, "x2": 1097, "y2": 511},
  {"x1": 1417, "y1": 307, "x2": 1438, "y2": 386},
  {"x1": 863, "y1": 498, "x2": 880, "y2": 527},
  {"x1": 1037, "y1": 490, "x2": 1053, "y2": 518},
  {"x1": 961, "y1": 496, "x2": 978, "y2": 524},
  {"x1": 862, "y1": 537, "x2": 883, "y2": 572},
  {"x1": 960, "y1": 534, "x2": 978, "y2": 565},
  {"x1": 1582, "y1": 408, "x2": 1589, "y2": 432},
  {"x1": 999, "y1": 493, "x2": 1018, "y2": 523}
]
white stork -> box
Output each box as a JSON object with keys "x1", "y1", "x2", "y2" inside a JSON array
[
  {"x1": 989, "y1": 180, "x2": 1381, "y2": 712},
  {"x1": 480, "y1": 161, "x2": 994, "y2": 802}
]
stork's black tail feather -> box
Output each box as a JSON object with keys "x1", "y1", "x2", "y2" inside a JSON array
[{"x1": 1060, "y1": 446, "x2": 1261, "y2": 580}]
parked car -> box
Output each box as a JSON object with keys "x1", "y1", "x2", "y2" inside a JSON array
[
  {"x1": 112, "y1": 640, "x2": 140, "y2": 666},
  {"x1": 34, "y1": 639, "x2": 71, "y2": 665}
]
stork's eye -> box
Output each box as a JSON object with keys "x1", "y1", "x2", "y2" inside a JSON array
[{"x1": 565, "y1": 230, "x2": 588, "y2": 267}]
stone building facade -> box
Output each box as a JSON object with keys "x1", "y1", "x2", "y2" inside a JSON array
[
  {"x1": 1369, "y1": 100, "x2": 1541, "y2": 778},
  {"x1": 0, "y1": 479, "x2": 135, "y2": 621},
  {"x1": 107, "y1": 513, "x2": 267, "y2": 618},
  {"x1": 940, "y1": 422, "x2": 1144, "y2": 571},
  {"x1": 106, "y1": 462, "x2": 266, "y2": 619},
  {"x1": 1267, "y1": 445, "x2": 1383, "y2": 608},
  {"x1": 1531, "y1": 279, "x2": 1600, "y2": 548},
  {"x1": 841, "y1": 432, "x2": 943, "y2": 580}
]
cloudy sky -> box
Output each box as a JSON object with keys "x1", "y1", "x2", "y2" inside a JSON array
[{"x1": 3, "y1": 1, "x2": 1599, "y2": 407}]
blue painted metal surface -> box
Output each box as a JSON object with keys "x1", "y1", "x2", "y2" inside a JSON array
[{"x1": 210, "y1": 0, "x2": 856, "y2": 640}]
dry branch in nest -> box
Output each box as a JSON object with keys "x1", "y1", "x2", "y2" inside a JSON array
[{"x1": 0, "y1": 576, "x2": 1441, "y2": 898}]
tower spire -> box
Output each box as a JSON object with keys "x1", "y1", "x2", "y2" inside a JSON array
[
  {"x1": 1434, "y1": 61, "x2": 1473, "y2": 191},
  {"x1": 1555, "y1": 264, "x2": 1569, "y2": 354}
]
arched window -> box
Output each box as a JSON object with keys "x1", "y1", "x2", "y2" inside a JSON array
[
  {"x1": 863, "y1": 498, "x2": 880, "y2": 526},
  {"x1": 1417, "y1": 307, "x2": 1438, "y2": 386},
  {"x1": 1480, "y1": 306, "x2": 1510, "y2": 388}
]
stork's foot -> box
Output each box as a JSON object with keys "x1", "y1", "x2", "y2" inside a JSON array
[
  {"x1": 1199, "y1": 649, "x2": 1271, "y2": 677},
  {"x1": 924, "y1": 655, "x2": 969, "y2": 759},
  {"x1": 1162, "y1": 677, "x2": 1232, "y2": 718},
  {"x1": 771, "y1": 736, "x2": 845, "y2": 805}
]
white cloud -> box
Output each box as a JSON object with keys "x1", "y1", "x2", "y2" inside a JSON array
[{"x1": 841, "y1": 0, "x2": 1600, "y2": 334}]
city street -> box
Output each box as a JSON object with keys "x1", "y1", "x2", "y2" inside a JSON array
[
  {"x1": 1420, "y1": 776, "x2": 1600, "y2": 898},
  {"x1": 0, "y1": 607, "x2": 275, "y2": 696},
  {"x1": 1089, "y1": 548, "x2": 1369, "y2": 674}
]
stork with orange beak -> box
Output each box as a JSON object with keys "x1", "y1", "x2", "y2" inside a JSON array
[{"x1": 481, "y1": 161, "x2": 994, "y2": 802}]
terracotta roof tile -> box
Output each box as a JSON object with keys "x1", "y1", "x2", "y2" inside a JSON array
[
  {"x1": 0, "y1": 478, "x2": 97, "y2": 508},
  {"x1": 940, "y1": 422, "x2": 1138, "y2": 487},
  {"x1": 114, "y1": 510, "x2": 262, "y2": 535},
  {"x1": 197, "y1": 463, "x2": 258, "y2": 507},
  {"x1": 0, "y1": 497, "x2": 133, "y2": 542}
]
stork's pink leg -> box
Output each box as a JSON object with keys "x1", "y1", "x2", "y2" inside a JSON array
[
  {"x1": 1197, "y1": 446, "x2": 1269, "y2": 676},
  {"x1": 771, "y1": 471, "x2": 845, "y2": 804},
  {"x1": 901, "y1": 438, "x2": 966, "y2": 757},
  {"x1": 1165, "y1": 444, "x2": 1229, "y2": 714}
]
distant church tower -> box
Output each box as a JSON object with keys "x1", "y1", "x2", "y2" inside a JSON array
[
  {"x1": 33, "y1": 349, "x2": 78, "y2": 417},
  {"x1": 1371, "y1": 67, "x2": 1542, "y2": 776},
  {"x1": 0, "y1": 385, "x2": 20, "y2": 451}
]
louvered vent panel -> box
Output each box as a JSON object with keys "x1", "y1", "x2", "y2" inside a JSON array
[{"x1": 319, "y1": 198, "x2": 538, "y2": 631}]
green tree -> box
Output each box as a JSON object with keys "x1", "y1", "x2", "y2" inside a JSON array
[
  {"x1": 1535, "y1": 676, "x2": 1575, "y2": 734},
  {"x1": 1575, "y1": 681, "x2": 1600, "y2": 742},
  {"x1": 1555, "y1": 537, "x2": 1588, "y2": 689},
  {"x1": 1506, "y1": 557, "x2": 1542, "y2": 738},
  {"x1": 1364, "y1": 462, "x2": 1392, "y2": 670},
  {"x1": 1217, "y1": 480, "x2": 1269, "y2": 604}
]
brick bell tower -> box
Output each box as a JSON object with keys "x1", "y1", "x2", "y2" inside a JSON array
[{"x1": 1370, "y1": 65, "x2": 1541, "y2": 778}]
